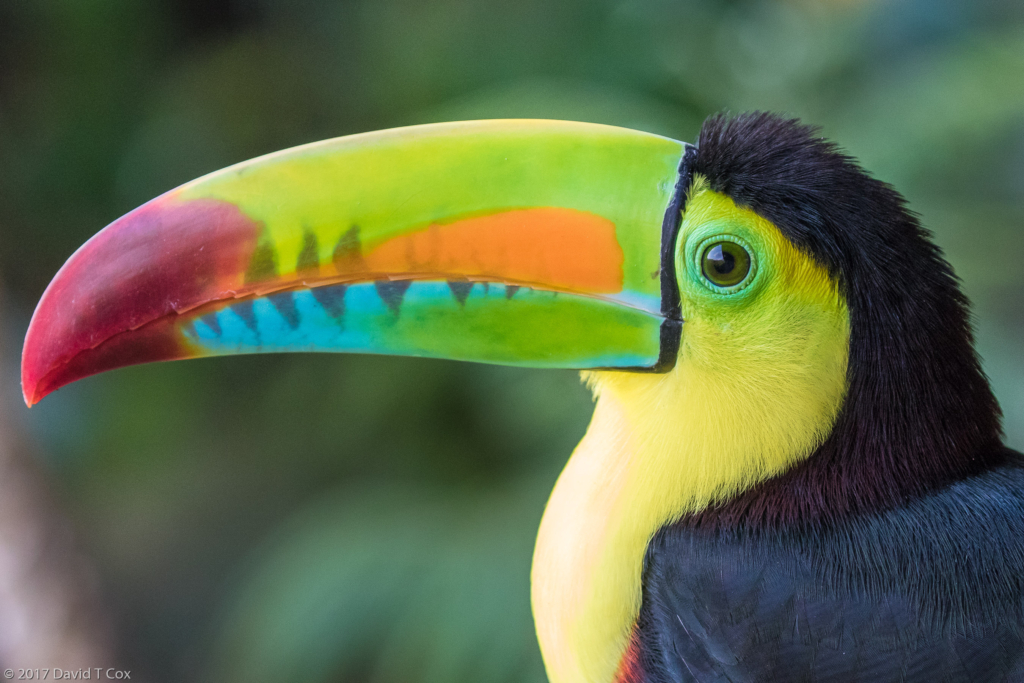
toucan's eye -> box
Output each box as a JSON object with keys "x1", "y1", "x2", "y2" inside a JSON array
[{"x1": 701, "y1": 241, "x2": 751, "y2": 288}]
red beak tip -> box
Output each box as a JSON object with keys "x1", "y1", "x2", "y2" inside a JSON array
[{"x1": 20, "y1": 368, "x2": 43, "y2": 407}]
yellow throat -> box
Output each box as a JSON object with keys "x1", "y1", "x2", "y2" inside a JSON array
[{"x1": 530, "y1": 188, "x2": 851, "y2": 683}]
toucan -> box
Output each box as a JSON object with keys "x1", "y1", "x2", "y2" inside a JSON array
[{"x1": 20, "y1": 112, "x2": 1024, "y2": 682}]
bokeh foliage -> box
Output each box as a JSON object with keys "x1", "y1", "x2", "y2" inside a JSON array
[{"x1": 1, "y1": 1, "x2": 1022, "y2": 681}]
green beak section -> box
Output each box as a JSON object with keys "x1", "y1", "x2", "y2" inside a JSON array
[{"x1": 22, "y1": 120, "x2": 686, "y2": 405}]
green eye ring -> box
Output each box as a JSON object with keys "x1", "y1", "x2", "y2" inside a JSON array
[{"x1": 693, "y1": 234, "x2": 757, "y2": 293}]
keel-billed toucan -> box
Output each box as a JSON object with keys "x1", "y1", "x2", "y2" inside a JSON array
[{"x1": 21, "y1": 113, "x2": 1024, "y2": 682}]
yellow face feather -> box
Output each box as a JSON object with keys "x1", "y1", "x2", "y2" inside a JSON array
[{"x1": 531, "y1": 184, "x2": 851, "y2": 683}]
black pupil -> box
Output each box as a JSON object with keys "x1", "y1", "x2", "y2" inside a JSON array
[{"x1": 707, "y1": 245, "x2": 734, "y2": 275}]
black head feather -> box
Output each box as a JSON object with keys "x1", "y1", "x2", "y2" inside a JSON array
[{"x1": 683, "y1": 112, "x2": 1003, "y2": 528}]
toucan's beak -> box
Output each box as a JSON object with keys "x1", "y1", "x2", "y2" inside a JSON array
[{"x1": 22, "y1": 120, "x2": 687, "y2": 406}]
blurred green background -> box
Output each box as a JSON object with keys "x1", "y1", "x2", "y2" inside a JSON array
[{"x1": 0, "y1": 0, "x2": 1022, "y2": 681}]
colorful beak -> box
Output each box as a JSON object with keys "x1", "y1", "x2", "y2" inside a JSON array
[{"x1": 22, "y1": 120, "x2": 688, "y2": 406}]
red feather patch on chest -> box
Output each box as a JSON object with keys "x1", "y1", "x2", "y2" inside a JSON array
[{"x1": 614, "y1": 627, "x2": 645, "y2": 683}]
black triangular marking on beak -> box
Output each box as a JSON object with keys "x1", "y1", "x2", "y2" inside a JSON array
[
  {"x1": 231, "y1": 300, "x2": 259, "y2": 334},
  {"x1": 505, "y1": 285, "x2": 520, "y2": 300},
  {"x1": 333, "y1": 225, "x2": 365, "y2": 269},
  {"x1": 268, "y1": 292, "x2": 301, "y2": 329},
  {"x1": 375, "y1": 280, "x2": 412, "y2": 316},
  {"x1": 297, "y1": 229, "x2": 320, "y2": 274},
  {"x1": 245, "y1": 241, "x2": 279, "y2": 283},
  {"x1": 200, "y1": 312, "x2": 222, "y2": 336},
  {"x1": 312, "y1": 284, "x2": 347, "y2": 319},
  {"x1": 447, "y1": 280, "x2": 473, "y2": 305}
]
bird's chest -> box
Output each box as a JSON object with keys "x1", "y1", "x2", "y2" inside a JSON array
[
  {"x1": 531, "y1": 398, "x2": 651, "y2": 683},
  {"x1": 633, "y1": 522, "x2": 1024, "y2": 683},
  {"x1": 636, "y1": 529, "x2": 852, "y2": 682}
]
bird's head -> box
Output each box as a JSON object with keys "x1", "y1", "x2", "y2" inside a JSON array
[
  {"x1": 24, "y1": 115, "x2": 998, "y2": 508},
  {"x1": 21, "y1": 114, "x2": 1000, "y2": 523}
]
